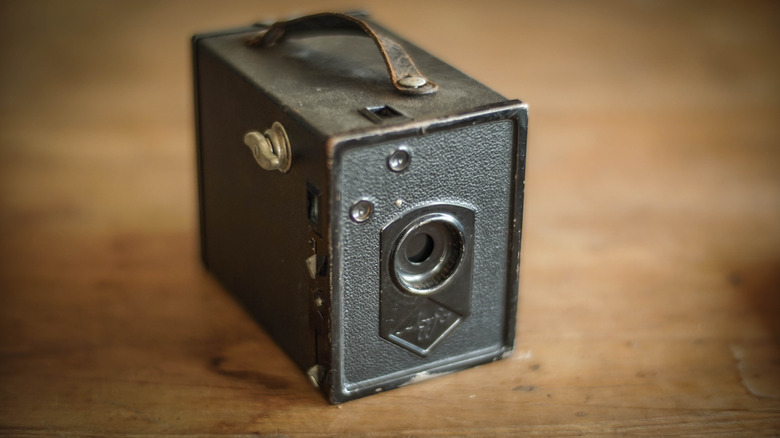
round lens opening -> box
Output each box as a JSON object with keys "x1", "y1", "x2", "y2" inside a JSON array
[
  {"x1": 391, "y1": 214, "x2": 465, "y2": 295},
  {"x1": 405, "y1": 233, "x2": 434, "y2": 264}
]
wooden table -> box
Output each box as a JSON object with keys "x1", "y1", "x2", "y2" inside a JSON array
[{"x1": 1, "y1": 1, "x2": 779, "y2": 435}]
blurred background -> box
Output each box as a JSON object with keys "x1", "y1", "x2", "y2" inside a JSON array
[{"x1": 1, "y1": 0, "x2": 778, "y2": 435}]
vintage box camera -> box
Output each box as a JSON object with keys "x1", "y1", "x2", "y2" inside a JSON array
[{"x1": 193, "y1": 12, "x2": 527, "y2": 403}]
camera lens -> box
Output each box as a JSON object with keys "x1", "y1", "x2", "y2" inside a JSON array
[
  {"x1": 391, "y1": 213, "x2": 465, "y2": 295},
  {"x1": 405, "y1": 233, "x2": 434, "y2": 263}
]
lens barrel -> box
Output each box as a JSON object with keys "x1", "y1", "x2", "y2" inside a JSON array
[{"x1": 391, "y1": 213, "x2": 465, "y2": 295}]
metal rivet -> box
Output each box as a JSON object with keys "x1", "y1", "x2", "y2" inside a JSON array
[
  {"x1": 387, "y1": 148, "x2": 410, "y2": 172},
  {"x1": 398, "y1": 76, "x2": 427, "y2": 88},
  {"x1": 349, "y1": 200, "x2": 373, "y2": 223}
]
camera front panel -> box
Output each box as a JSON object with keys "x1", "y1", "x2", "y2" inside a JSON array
[{"x1": 331, "y1": 117, "x2": 518, "y2": 397}]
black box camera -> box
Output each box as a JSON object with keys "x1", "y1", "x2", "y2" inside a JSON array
[{"x1": 193, "y1": 12, "x2": 528, "y2": 403}]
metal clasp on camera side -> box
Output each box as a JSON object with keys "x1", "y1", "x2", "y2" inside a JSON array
[{"x1": 243, "y1": 122, "x2": 292, "y2": 173}]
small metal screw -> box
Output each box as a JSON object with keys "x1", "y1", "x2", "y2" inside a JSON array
[
  {"x1": 387, "y1": 148, "x2": 410, "y2": 172},
  {"x1": 349, "y1": 200, "x2": 374, "y2": 223},
  {"x1": 398, "y1": 76, "x2": 427, "y2": 88}
]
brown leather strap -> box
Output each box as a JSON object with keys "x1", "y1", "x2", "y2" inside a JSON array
[{"x1": 246, "y1": 13, "x2": 438, "y2": 95}]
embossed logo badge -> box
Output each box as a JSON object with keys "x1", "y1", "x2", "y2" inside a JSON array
[{"x1": 388, "y1": 300, "x2": 462, "y2": 356}]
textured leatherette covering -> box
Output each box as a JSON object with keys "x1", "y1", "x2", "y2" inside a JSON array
[{"x1": 333, "y1": 121, "x2": 514, "y2": 392}]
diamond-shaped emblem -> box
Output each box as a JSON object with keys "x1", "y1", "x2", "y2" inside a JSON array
[{"x1": 388, "y1": 300, "x2": 461, "y2": 356}]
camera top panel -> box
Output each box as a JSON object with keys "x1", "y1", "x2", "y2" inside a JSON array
[{"x1": 194, "y1": 17, "x2": 515, "y2": 138}]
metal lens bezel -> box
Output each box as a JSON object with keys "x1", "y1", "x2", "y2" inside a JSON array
[{"x1": 390, "y1": 213, "x2": 465, "y2": 295}]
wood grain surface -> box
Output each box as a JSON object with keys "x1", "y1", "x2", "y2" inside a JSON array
[{"x1": 1, "y1": 0, "x2": 779, "y2": 435}]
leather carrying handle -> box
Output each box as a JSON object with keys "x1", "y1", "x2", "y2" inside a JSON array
[{"x1": 246, "y1": 13, "x2": 438, "y2": 95}]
